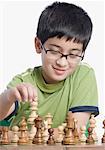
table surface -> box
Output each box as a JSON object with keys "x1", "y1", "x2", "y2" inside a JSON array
[{"x1": 0, "y1": 143, "x2": 105, "y2": 150}]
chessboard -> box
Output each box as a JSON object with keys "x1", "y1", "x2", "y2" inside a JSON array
[
  {"x1": 0, "y1": 142, "x2": 105, "y2": 150},
  {"x1": 0, "y1": 101, "x2": 105, "y2": 150}
]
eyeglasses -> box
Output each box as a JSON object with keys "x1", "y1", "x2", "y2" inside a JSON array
[{"x1": 41, "y1": 44, "x2": 84, "y2": 64}]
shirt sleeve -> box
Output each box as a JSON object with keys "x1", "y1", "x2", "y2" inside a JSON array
[{"x1": 69, "y1": 64, "x2": 99, "y2": 116}]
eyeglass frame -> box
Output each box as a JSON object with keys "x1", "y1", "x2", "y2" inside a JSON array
[{"x1": 41, "y1": 43, "x2": 84, "y2": 62}]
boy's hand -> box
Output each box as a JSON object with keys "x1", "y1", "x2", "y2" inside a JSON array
[{"x1": 7, "y1": 83, "x2": 38, "y2": 103}]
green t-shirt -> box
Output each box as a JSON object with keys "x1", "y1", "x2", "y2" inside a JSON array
[{"x1": 0, "y1": 63, "x2": 99, "y2": 128}]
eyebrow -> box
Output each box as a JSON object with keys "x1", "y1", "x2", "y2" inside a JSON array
[{"x1": 49, "y1": 44, "x2": 82, "y2": 51}]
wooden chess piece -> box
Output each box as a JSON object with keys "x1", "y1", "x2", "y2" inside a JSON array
[
  {"x1": 62, "y1": 116, "x2": 75, "y2": 145},
  {"x1": 56, "y1": 124, "x2": 65, "y2": 143},
  {"x1": 80, "y1": 125, "x2": 87, "y2": 143},
  {"x1": 0, "y1": 127, "x2": 2, "y2": 143},
  {"x1": 11, "y1": 126, "x2": 19, "y2": 144},
  {"x1": 18, "y1": 116, "x2": 28, "y2": 144},
  {"x1": 32, "y1": 116, "x2": 43, "y2": 144},
  {"x1": 45, "y1": 113, "x2": 53, "y2": 129},
  {"x1": 28, "y1": 101, "x2": 38, "y2": 143},
  {"x1": 42, "y1": 120, "x2": 49, "y2": 144},
  {"x1": 73, "y1": 119, "x2": 80, "y2": 143},
  {"x1": 89, "y1": 114, "x2": 98, "y2": 142},
  {"x1": 47, "y1": 128, "x2": 55, "y2": 145},
  {"x1": 102, "y1": 120, "x2": 105, "y2": 143},
  {"x1": 86, "y1": 127, "x2": 94, "y2": 144},
  {"x1": 1, "y1": 126, "x2": 10, "y2": 145}
]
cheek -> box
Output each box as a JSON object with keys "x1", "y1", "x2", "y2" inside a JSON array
[
  {"x1": 68, "y1": 63, "x2": 78, "y2": 74},
  {"x1": 41, "y1": 54, "x2": 54, "y2": 66}
]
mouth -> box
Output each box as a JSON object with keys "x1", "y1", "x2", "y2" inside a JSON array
[{"x1": 53, "y1": 67, "x2": 67, "y2": 75}]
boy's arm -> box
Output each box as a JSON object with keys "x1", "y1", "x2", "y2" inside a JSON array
[
  {"x1": 68, "y1": 111, "x2": 90, "y2": 131},
  {"x1": 54, "y1": 112, "x2": 90, "y2": 139},
  {"x1": 0, "y1": 89, "x2": 16, "y2": 120}
]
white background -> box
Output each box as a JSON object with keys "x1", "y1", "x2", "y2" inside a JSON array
[{"x1": 0, "y1": 0, "x2": 105, "y2": 138}]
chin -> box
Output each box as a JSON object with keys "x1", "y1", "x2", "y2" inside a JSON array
[{"x1": 51, "y1": 75, "x2": 68, "y2": 82}]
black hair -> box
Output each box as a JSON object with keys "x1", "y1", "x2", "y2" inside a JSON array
[{"x1": 36, "y1": 2, "x2": 93, "y2": 51}]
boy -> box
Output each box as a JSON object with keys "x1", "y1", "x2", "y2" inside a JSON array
[{"x1": 0, "y1": 2, "x2": 99, "y2": 133}]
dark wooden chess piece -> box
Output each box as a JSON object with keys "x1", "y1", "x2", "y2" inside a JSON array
[
  {"x1": 1, "y1": 126, "x2": 10, "y2": 145},
  {"x1": 32, "y1": 116, "x2": 43, "y2": 144},
  {"x1": 86, "y1": 127, "x2": 94, "y2": 144},
  {"x1": 0, "y1": 128, "x2": 2, "y2": 143},
  {"x1": 102, "y1": 120, "x2": 105, "y2": 143},
  {"x1": 47, "y1": 128, "x2": 55, "y2": 145}
]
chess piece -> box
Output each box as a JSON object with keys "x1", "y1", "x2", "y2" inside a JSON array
[
  {"x1": 45, "y1": 113, "x2": 53, "y2": 129},
  {"x1": 32, "y1": 116, "x2": 43, "y2": 144},
  {"x1": 11, "y1": 126, "x2": 19, "y2": 144},
  {"x1": 62, "y1": 115, "x2": 75, "y2": 145},
  {"x1": 1, "y1": 126, "x2": 10, "y2": 145},
  {"x1": 89, "y1": 114, "x2": 98, "y2": 142},
  {"x1": 86, "y1": 127, "x2": 94, "y2": 144},
  {"x1": 47, "y1": 128, "x2": 55, "y2": 145},
  {"x1": 42, "y1": 120, "x2": 49, "y2": 144},
  {"x1": 28, "y1": 101, "x2": 38, "y2": 143},
  {"x1": 102, "y1": 120, "x2": 105, "y2": 143},
  {"x1": 18, "y1": 116, "x2": 28, "y2": 144},
  {"x1": 73, "y1": 119, "x2": 80, "y2": 143},
  {"x1": 28, "y1": 101, "x2": 38, "y2": 122},
  {"x1": 80, "y1": 125, "x2": 87, "y2": 143},
  {"x1": 0, "y1": 128, "x2": 2, "y2": 143},
  {"x1": 56, "y1": 124, "x2": 65, "y2": 143}
]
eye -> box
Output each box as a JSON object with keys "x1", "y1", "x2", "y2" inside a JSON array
[
  {"x1": 69, "y1": 54, "x2": 77, "y2": 59},
  {"x1": 49, "y1": 50, "x2": 60, "y2": 55}
]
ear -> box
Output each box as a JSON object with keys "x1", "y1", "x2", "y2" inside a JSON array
[{"x1": 34, "y1": 37, "x2": 42, "y2": 53}]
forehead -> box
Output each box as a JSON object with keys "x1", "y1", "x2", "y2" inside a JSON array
[{"x1": 44, "y1": 36, "x2": 83, "y2": 50}]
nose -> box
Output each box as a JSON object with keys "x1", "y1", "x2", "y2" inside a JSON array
[{"x1": 56, "y1": 57, "x2": 68, "y2": 67}]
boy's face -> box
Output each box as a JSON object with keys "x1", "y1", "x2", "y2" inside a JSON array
[{"x1": 35, "y1": 36, "x2": 83, "y2": 84}]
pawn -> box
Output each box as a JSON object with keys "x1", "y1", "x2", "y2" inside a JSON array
[
  {"x1": 89, "y1": 114, "x2": 98, "y2": 142},
  {"x1": 1, "y1": 126, "x2": 10, "y2": 145},
  {"x1": 11, "y1": 126, "x2": 19, "y2": 144},
  {"x1": 80, "y1": 125, "x2": 87, "y2": 143},
  {"x1": 47, "y1": 128, "x2": 55, "y2": 145},
  {"x1": 86, "y1": 127, "x2": 94, "y2": 144},
  {"x1": 56, "y1": 124, "x2": 65, "y2": 143},
  {"x1": 101, "y1": 120, "x2": 105, "y2": 143}
]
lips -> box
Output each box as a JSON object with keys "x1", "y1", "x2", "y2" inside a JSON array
[{"x1": 53, "y1": 67, "x2": 66, "y2": 75}]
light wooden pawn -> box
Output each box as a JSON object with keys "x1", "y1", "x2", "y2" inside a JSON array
[{"x1": 11, "y1": 126, "x2": 19, "y2": 144}]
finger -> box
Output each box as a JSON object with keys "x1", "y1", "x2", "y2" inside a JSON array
[
  {"x1": 16, "y1": 85, "x2": 28, "y2": 101},
  {"x1": 32, "y1": 87, "x2": 38, "y2": 101},
  {"x1": 24, "y1": 83, "x2": 38, "y2": 101},
  {"x1": 13, "y1": 87, "x2": 22, "y2": 101},
  {"x1": 26, "y1": 86, "x2": 34, "y2": 102},
  {"x1": 8, "y1": 87, "x2": 22, "y2": 102}
]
